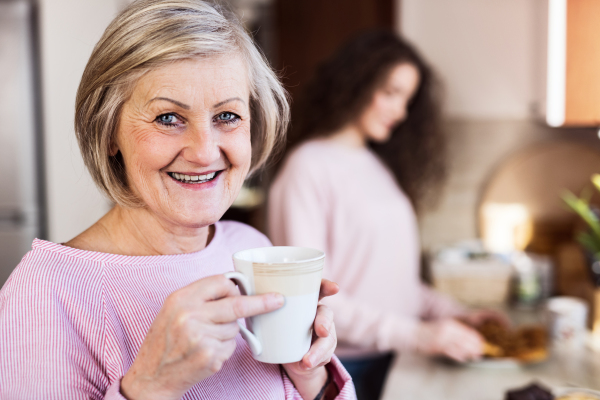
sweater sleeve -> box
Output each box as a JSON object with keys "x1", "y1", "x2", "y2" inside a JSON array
[
  {"x1": 321, "y1": 278, "x2": 466, "y2": 353},
  {"x1": 282, "y1": 356, "x2": 356, "y2": 400},
  {"x1": 418, "y1": 283, "x2": 467, "y2": 320},
  {"x1": 322, "y1": 291, "x2": 422, "y2": 352},
  {"x1": 0, "y1": 252, "x2": 119, "y2": 399}
]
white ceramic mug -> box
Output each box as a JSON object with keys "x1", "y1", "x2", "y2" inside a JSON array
[
  {"x1": 546, "y1": 296, "x2": 589, "y2": 347},
  {"x1": 224, "y1": 246, "x2": 325, "y2": 364}
]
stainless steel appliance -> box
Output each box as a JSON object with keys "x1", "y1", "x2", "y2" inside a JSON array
[{"x1": 0, "y1": 0, "x2": 44, "y2": 286}]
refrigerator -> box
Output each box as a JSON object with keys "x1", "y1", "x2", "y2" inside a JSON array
[{"x1": 0, "y1": 0, "x2": 44, "y2": 286}]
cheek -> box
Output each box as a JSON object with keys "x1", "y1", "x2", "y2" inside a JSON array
[
  {"x1": 224, "y1": 128, "x2": 252, "y2": 172},
  {"x1": 119, "y1": 126, "x2": 178, "y2": 181},
  {"x1": 375, "y1": 96, "x2": 396, "y2": 116}
]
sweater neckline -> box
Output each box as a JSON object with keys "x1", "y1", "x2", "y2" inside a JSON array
[{"x1": 31, "y1": 221, "x2": 224, "y2": 265}]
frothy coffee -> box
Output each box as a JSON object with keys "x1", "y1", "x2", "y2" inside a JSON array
[{"x1": 233, "y1": 246, "x2": 324, "y2": 296}]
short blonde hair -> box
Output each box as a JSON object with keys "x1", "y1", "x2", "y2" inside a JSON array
[{"x1": 75, "y1": 0, "x2": 289, "y2": 207}]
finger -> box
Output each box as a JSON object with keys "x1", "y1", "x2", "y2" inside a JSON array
[
  {"x1": 446, "y1": 347, "x2": 471, "y2": 362},
  {"x1": 455, "y1": 333, "x2": 484, "y2": 357},
  {"x1": 303, "y1": 321, "x2": 337, "y2": 370},
  {"x1": 313, "y1": 304, "x2": 334, "y2": 338},
  {"x1": 208, "y1": 322, "x2": 240, "y2": 341},
  {"x1": 206, "y1": 293, "x2": 284, "y2": 323},
  {"x1": 303, "y1": 335, "x2": 335, "y2": 369},
  {"x1": 445, "y1": 339, "x2": 481, "y2": 362},
  {"x1": 318, "y1": 279, "x2": 339, "y2": 301},
  {"x1": 220, "y1": 338, "x2": 237, "y2": 361},
  {"x1": 453, "y1": 328, "x2": 484, "y2": 351},
  {"x1": 176, "y1": 274, "x2": 240, "y2": 304}
]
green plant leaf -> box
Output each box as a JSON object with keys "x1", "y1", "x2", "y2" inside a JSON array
[
  {"x1": 562, "y1": 190, "x2": 600, "y2": 242},
  {"x1": 592, "y1": 174, "x2": 600, "y2": 193},
  {"x1": 576, "y1": 231, "x2": 600, "y2": 254}
]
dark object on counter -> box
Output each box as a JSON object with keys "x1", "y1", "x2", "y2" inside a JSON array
[{"x1": 505, "y1": 383, "x2": 553, "y2": 400}]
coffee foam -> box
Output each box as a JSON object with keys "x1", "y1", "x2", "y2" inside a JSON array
[
  {"x1": 253, "y1": 263, "x2": 323, "y2": 296},
  {"x1": 233, "y1": 247, "x2": 325, "y2": 296}
]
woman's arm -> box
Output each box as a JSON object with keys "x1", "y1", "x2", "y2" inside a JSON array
[
  {"x1": 418, "y1": 283, "x2": 466, "y2": 320},
  {"x1": 0, "y1": 253, "x2": 117, "y2": 399},
  {"x1": 324, "y1": 291, "x2": 483, "y2": 362},
  {"x1": 120, "y1": 275, "x2": 284, "y2": 400}
]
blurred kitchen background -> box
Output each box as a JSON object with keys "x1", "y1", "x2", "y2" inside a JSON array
[{"x1": 3, "y1": 0, "x2": 600, "y2": 397}]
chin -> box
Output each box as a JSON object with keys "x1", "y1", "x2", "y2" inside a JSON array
[
  {"x1": 175, "y1": 212, "x2": 223, "y2": 229},
  {"x1": 160, "y1": 200, "x2": 228, "y2": 228},
  {"x1": 369, "y1": 132, "x2": 393, "y2": 143}
]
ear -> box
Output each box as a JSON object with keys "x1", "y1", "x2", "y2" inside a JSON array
[{"x1": 109, "y1": 140, "x2": 119, "y2": 156}]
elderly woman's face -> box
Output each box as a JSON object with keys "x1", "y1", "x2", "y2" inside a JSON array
[{"x1": 115, "y1": 56, "x2": 251, "y2": 227}]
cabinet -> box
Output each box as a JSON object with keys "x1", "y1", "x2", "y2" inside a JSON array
[{"x1": 544, "y1": 0, "x2": 600, "y2": 127}]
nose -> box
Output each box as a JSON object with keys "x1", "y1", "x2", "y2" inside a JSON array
[
  {"x1": 183, "y1": 124, "x2": 221, "y2": 167},
  {"x1": 395, "y1": 99, "x2": 409, "y2": 122}
]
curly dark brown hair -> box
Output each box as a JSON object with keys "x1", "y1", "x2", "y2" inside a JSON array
[{"x1": 292, "y1": 30, "x2": 446, "y2": 210}]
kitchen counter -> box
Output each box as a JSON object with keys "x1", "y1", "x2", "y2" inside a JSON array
[
  {"x1": 381, "y1": 309, "x2": 600, "y2": 399},
  {"x1": 381, "y1": 347, "x2": 600, "y2": 400}
]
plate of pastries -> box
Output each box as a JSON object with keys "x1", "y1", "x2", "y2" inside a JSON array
[{"x1": 468, "y1": 319, "x2": 549, "y2": 368}]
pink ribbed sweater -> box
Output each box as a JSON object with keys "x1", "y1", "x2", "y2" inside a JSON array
[
  {"x1": 0, "y1": 220, "x2": 355, "y2": 399},
  {"x1": 268, "y1": 139, "x2": 464, "y2": 358}
]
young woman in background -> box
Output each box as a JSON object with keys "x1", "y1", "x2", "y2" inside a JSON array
[{"x1": 268, "y1": 31, "x2": 500, "y2": 400}]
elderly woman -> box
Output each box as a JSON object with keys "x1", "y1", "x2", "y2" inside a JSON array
[{"x1": 0, "y1": 1, "x2": 355, "y2": 399}]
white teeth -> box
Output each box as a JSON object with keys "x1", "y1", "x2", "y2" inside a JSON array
[{"x1": 171, "y1": 171, "x2": 217, "y2": 183}]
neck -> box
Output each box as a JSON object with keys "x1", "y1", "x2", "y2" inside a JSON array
[
  {"x1": 328, "y1": 123, "x2": 367, "y2": 148},
  {"x1": 81, "y1": 205, "x2": 213, "y2": 256}
]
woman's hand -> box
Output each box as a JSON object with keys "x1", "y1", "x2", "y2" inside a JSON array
[
  {"x1": 457, "y1": 309, "x2": 511, "y2": 329},
  {"x1": 120, "y1": 275, "x2": 284, "y2": 400},
  {"x1": 415, "y1": 319, "x2": 484, "y2": 362},
  {"x1": 282, "y1": 279, "x2": 340, "y2": 400}
]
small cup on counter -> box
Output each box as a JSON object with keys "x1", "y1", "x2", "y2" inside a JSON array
[{"x1": 545, "y1": 296, "x2": 589, "y2": 347}]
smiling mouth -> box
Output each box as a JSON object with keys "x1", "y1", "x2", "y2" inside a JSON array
[{"x1": 167, "y1": 171, "x2": 220, "y2": 184}]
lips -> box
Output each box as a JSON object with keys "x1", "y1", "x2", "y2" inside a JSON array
[{"x1": 167, "y1": 171, "x2": 218, "y2": 184}]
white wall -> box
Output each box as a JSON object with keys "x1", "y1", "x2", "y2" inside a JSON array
[
  {"x1": 400, "y1": 0, "x2": 542, "y2": 120},
  {"x1": 398, "y1": 0, "x2": 600, "y2": 250},
  {"x1": 39, "y1": 0, "x2": 122, "y2": 242}
]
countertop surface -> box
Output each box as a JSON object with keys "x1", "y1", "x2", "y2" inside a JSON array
[{"x1": 381, "y1": 309, "x2": 600, "y2": 399}]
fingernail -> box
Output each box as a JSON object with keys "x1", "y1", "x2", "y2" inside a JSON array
[
  {"x1": 271, "y1": 293, "x2": 284, "y2": 307},
  {"x1": 321, "y1": 324, "x2": 329, "y2": 335}
]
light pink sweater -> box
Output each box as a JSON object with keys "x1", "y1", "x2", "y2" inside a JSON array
[
  {"x1": 268, "y1": 139, "x2": 464, "y2": 358},
  {"x1": 0, "y1": 221, "x2": 355, "y2": 399}
]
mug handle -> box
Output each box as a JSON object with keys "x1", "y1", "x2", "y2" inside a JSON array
[{"x1": 224, "y1": 271, "x2": 263, "y2": 356}]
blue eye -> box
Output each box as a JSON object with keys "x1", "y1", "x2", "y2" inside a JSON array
[
  {"x1": 155, "y1": 113, "x2": 181, "y2": 127},
  {"x1": 215, "y1": 112, "x2": 240, "y2": 125}
]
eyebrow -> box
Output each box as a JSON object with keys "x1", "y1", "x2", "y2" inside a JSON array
[
  {"x1": 146, "y1": 96, "x2": 246, "y2": 109},
  {"x1": 146, "y1": 97, "x2": 191, "y2": 110},
  {"x1": 214, "y1": 97, "x2": 246, "y2": 108}
]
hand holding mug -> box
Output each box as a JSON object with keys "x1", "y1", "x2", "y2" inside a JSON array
[
  {"x1": 120, "y1": 275, "x2": 284, "y2": 400},
  {"x1": 282, "y1": 279, "x2": 340, "y2": 400},
  {"x1": 226, "y1": 246, "x2": 338, "y2": 400}
]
